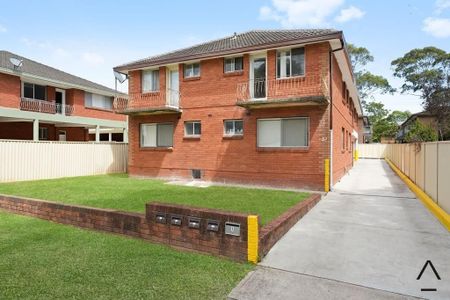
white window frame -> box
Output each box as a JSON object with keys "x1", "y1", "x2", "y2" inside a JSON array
[
  {"x1": 39, "y1": 127, "x2": 48, "y2": 140},
  {"x1": 257, "y1": 117, "x2": 309, "y2": 148},
  {"x1": 184, "y1": 63, "x2": 200, "y2": 78},
  {"x1": 22, "y1": 81, "x2": 47, "y2": 100},
  {"x1": 85, "y1": 93, "x2": 113, "y2": 110},
  {"x1": 184, "y1": 121, "x2": 201, "y2": 137},
  {"x1": 140, "y1": 123, "x2": 174, "y2": 148},
  {"x1": 142, "y1": 69, "x2": 160, "y2": 93},
  {"x1": 224, "y1": 56, "x2": 244, "y2": 73},
  {"x1": 276, "y1": 47, "x2": 305, "y2": 79},
  {"x1": 223, "y1": 119, "x2": 244, "y2": 136}
]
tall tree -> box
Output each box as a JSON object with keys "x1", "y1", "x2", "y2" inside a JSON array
[
  {"x1": 392, "y1": 47, "x2": 450, "y2": 140},
  {"x1": 347, "y1": 44, "x2": 395, "y2": 106},
  {"x1": 365, "y1": 102, "x2": 410, "y2": 142}
]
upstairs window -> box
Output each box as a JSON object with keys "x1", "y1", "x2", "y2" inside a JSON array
[
  {"x1": 184, "y1": 63, "x2": 200, "y2": 78},
  {"x1": 142, "y1": 69, "x2": 160, "y2": 92},
  {"x1": 277, "y1": 47, "x2": 305, "y2": 78},
  {"x1": 85, "y1": 93, "x2": 113, "y2": 110},
  {"x1": 23, "y1": 82, "x2": 46, "y2": 100},
  {"x1": 39, "y1": 127, "x2": 48, "y2": 140},
  {"x1": 140, "y1": 123, "x2": 173, "y2": 147},
  {"x1": 224, "y1": 57, "x2": 243, "y2": 73},
  {"x1": 184, "y1": 121, "x2": 201, "y2": 137},
  {"x1": 224, "y1": 120, "x2": 243, "y2": 136}
]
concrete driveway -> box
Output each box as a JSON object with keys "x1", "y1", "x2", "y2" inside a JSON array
[{"x1": 229, "y1": 159, "x2": 450, "y2": 300}]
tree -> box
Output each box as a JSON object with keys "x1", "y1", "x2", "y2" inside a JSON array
[
  {"x1": 392, "y1": 47, "x2": 450, "y2": 139},
  {"x1": 364, "y1": 102, "x2": 410, "y2": 142},
  {"x1": 404, "y1": 121, "x2": 438, "y2": 143},
  {"x1": 347, "y1": 44, "x2": 395, "y2": 106}
]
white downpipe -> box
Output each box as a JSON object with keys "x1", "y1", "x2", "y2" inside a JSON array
[{"x1": 329, "y1": 129, "x2": 333, "y2": 191}]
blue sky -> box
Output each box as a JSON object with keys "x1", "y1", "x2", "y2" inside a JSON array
[{"x1": 1, "y1": 0, "x2": 449, "y2": 113}]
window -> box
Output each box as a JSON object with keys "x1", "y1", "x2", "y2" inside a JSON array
[
  {"x1": 276, "y1": 47, "x2": 305, "y2": 78},
  {"x1": 224, "y1": 120, "x2": 243, "y2": 136},
  {"x1": 140, "y1": 123, "x2": 174, "y2": 147},
  {"x1": 348, "y1": 132, "x2": 352, "y2": 151},
  {"x1": 257, "y1": 117, "x2": 308, "y2": 147},
  {"x1": 345, "y1": 130, "x2": 349, "y2": 151},
  {"x1": 85, "y1": 93, "x2": 113, "y2": 110},
  {"x1": 39, "y1": 127, "x2": 48, "y2": 140},
  {"x1": 23, "y1": 82, "x2": 46, "y2": 100},
  {"x1": 184, "y1": 121, "x2": 201, "y2": 137},
  {"x1": 342, "y1": 127, "x2": 345, "y2": 150},
  {"x1": 224, "y1": 57, "x2": 243, "y2": 73},
  {"x1": 142, "y1": 69, "x2": 159, "y2": 92},
  {"x1": 184, "y1": 63, "x2": 200, "y2": 78}
]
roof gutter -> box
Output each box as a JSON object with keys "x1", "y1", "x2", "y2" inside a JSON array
[{"x1": 114, "y1": 32, "x2": 343, "y2": 72}]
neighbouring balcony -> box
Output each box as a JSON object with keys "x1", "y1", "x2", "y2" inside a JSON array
[
  {"x1": 236, "y1": 75, "x2": 329, "y2": 109},
  {"x1": 113, "y1": 89, "x2": 181, "y2": 115},
  {"x1": 20, "y1": 97, "x2": 74, "y2": 116}
]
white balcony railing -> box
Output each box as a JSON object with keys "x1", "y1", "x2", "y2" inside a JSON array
[
  {"x1": 113, "y1": 89, "x2": 181, "y2": 113},
  {"x1": 20, "y1": 98, "x2": 74, "y2": 115},
  {"x1": 236, "y1": 75, "x2": 329, "y2": 102}
]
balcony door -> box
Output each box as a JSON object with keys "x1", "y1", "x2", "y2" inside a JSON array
[
  {"x1": 55, "y1": 89, "x2": 66, "y2": 115},
  {"x1": 167, "y1": 67, "x2": 179, "y2": 107},
  {"x1": 250, "y1": 54, "x2": 266, "y2": 99}
]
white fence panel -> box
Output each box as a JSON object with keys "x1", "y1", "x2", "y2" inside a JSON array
[
  {"x1": 0, "y1": 140, "x2": 128, "y2": 182},
  {"x1": 424, "y1": 143, "x2": 438, "y2": 203},
  {"x1": 438, "y1": 142, "x2": 450, "y2": 213}
]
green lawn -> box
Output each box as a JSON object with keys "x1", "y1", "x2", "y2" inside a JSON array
[
  {"x1": 0, "y1": 212, "x2": 252, "y2": 299},
  {"x1": 0, "y1": 174, "x2": 308, "y2": 225}
]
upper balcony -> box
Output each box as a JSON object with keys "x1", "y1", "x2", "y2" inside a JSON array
[
  {"x1": 20, "y1": 97, "x2": 74, "y2": 116},
  {"x1": 113, "y1": 89, "x2": 181, "y2": 115},
  {"x1": 236, "y1": 75, "x2": 329, "y2": 109}
]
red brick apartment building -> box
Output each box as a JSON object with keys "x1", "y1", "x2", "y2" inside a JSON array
[
  {"x1": 113, "y1": 30, "x2": 361, "y2": 191},
  {"x1": 0, "y1": 51, "x2": 127, "y2": 142}
]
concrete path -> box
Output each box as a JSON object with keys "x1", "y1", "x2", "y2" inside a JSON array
[{"x1": 229, "y1": 159, "x2": 450, "y2": 300}]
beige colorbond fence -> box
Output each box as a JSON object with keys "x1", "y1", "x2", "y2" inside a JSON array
[
  {"x1": 0, "y1": 140, "x2": 128, "y2": 182},
  {"x1": 358, "y1": 143, "x2": 387, "y2": 159},
  {"x1": 358, "y1": 142, "x2": 450, "y2": 214}
]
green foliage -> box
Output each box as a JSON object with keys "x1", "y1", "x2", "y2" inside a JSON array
[
  {"x1": 392, "y1": 47, "x2": 450, "y2": 139},
  {"x1": 364, "y1": 102, "x2": 410, "y2": 142},
  {"x1": 404, "y1": 120, "x2": 438, "y2": 142},
  {"x1": 347, "y1": 44, "x2": 395, "y2": 106},
  {"x1": 0, "y1": 212, "x2": 252, "y2": 299},
  {"x1": 0, "y1": 174, "x2": 308, "y2": 225}
]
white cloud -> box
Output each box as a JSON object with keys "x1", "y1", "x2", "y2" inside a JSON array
[
  {"x1": 422, "y1": 17, "x2": 450, "y2": 38},
  {"x1": 335, "y1": 6, "x2": 365, "y2": 23},
  {"x1": 0, "y1": 24, "x2": 6, "y2": 33},
  {"x1": 436, "y1": 0, "x2": 450, "y2": 13},
  {"x1": 259, "y1": 0, "x2": 345, "y2": 27},
  {"x1": 81, "y1": 52, "x2": 105, "y2": 65}
]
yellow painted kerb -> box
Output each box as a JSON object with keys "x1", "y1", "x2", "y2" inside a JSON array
[
  {"x1": 247, "y1": 215, "x2": 259, "y2": 264},
  {"x1": 386, "y1": 158, "x2": 450, "y2": 231},
  {"x1": 324, "y1": 159, "x2": 330, "y2": 192}
]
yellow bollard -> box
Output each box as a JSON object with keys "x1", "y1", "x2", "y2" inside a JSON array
[
  {"x1": 247, "y1": 215, "x2": 259, "y2": 263},
  {"x1": 324, "y1": 159, "x2": 330, "y2": 192}
]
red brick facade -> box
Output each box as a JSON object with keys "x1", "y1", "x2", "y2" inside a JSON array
[
  {"x1": 125, "y1": 41, "x2": 359, "y2": 190},
  {"x1": 0, "y1": 72, "x2": 125, "y2": 141}
]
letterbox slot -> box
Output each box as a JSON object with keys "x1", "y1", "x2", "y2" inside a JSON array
[
  {"x1": 207, "y1": 220, "x2": 219, "y2": 232},
  {"x1": 188, "y1": 217, "x2": 200, "y2": 229},
  {"x1": 155, "y1": 213, "x2": 166, "y2": 224},
  {"x1": 225, "y1": 222, "x2": 241, "y2": 236},
  {"x1": 171, "y1": 215, "x2": 182, "y2": 226}
]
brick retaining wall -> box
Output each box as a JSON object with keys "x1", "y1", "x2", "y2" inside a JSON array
[{"x1": 0, "y1": 193, "x2": 321, "y2": 262}]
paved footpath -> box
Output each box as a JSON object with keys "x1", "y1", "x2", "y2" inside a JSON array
[{"x1": 229, "y1": 159, "x2": 450, "y2": 300}]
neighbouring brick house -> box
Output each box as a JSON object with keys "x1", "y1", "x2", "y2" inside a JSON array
[
  {"x1": 113, "y1": 29, "x2": 361, "y2": 191},
  {"x1": 0, "y1": 51, "x2": 127, "y2": 142}
]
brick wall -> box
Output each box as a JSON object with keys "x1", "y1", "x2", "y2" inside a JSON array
[
  {"x1": 0, "y1": 122, "x2": 88, "y2": 141},
  {"x1": 127, "y1": 43, "x2": 332, "y2": 190},
  {"x1": 0, "y1": 73, "x2": 21, "y2": 108},
  {"x1": 0, "y1": 195, "x2": 250, "y2": 261},
  {"x1": 330, "y1": 55, "x2": 357, "y2": 184}
]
